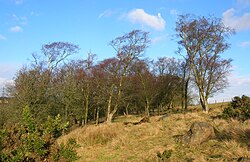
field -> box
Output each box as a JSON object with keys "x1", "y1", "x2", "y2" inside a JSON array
[{"x1": 59, "y1": 103, "x2": 250, "y2": 162}]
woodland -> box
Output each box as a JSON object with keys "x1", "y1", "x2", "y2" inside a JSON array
[{"x1": 1, "y1": 14, "x2": 249, "y2": 162}]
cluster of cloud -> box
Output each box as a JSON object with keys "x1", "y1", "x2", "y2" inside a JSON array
[
  {"x1": 98, "y1": 8, "x2": 166, "y2": 31},
  {"x1": 98, "y1": 10, "x2": 117, "y2": 19},
  {"x1": 0, "y1": 3, "x2": 27, "y2": 41},
  {"x1": 239, "y1": 41, "x2": 250, "y2": 47},
  {"x1": 13, "y1": 0, "x2": 25, "y2": 5},
  {"x1": 222, "y1": 0, "x2": 250, "y2": 49},
  {"x1": 222, "y1": 8, "x2": 250, "y2": 31},
  {"x1": 222, "y1": 0, "x2": 250, "y2": 31},
  {"x1": 0, "y1": 78, "x2": 14, "y2": 90},
  {"x1": 9, "y1": 14, "x2": 27, "y2": 33},
  {"x1": 237, "y1": 0, "x2": 250, "y2": 7},
  {"x1": 10, "y1": 26, "x2": 23, "y2": 33},
  {"x1": 209, "y1": 73, "x2": 250, "y2": 103},
  {"x1": 0, "y1": 34, "x2": 6, "y2": 41},
  {"x1": 127, "y1": 9, "x2": 166, "y2": 31},
  {"x1": 169, "y1": 9, "x2": 180, "y2": 16},
  {"x1": 0, "y1": 63, "x2": 20, "y2": 90},
  {"x1": 151, "y1": 34, "x2": 169, "y2": 44}
]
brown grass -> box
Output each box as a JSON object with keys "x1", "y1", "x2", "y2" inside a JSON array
[{"x1": 58, "y1": 103, "x2": 250, "y2": 162}]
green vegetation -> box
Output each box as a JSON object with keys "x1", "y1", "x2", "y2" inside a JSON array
[
  {"x1": 1, "y1": 15, "x2": 234, "y2": 126},
  {"x1": 0, "y1": 106, "x2": 79, "y2": 162},
  {"x1": 157, "y1": 149, "x2": 172, "y2": 161},
  {"x1": 223, "y1": 95, "x2": 250, "y2": 121},
  {"x1": 0, "y1": 14, "x2": 244, "y2": 161}
]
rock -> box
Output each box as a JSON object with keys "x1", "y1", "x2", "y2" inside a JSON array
[
  {"x1": 158, "y1": 114, "x2": 171, "y2": 121},
  {"x1": 124, "y1": 116, "x2": 150, "y2": 125},
  {"x1": 139, "y1": 116, "x2": 150, "y2": 123},
  {"x1": 176, "y1": 121, "x2": 216, "y2": 145}
]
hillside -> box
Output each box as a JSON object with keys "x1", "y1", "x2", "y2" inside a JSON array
[{"x1": 58, "y1": 103, "x2": 250, "y2": 162}]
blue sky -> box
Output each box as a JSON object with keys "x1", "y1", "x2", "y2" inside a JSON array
[{"x1": 0, "y1": 0, "x2": 250, "y2": 102}]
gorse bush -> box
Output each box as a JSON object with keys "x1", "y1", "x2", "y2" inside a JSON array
[
  {"x1": 54, "y1": 138, "x2": 80, "y2": 162},
  {"x1": 0, "y1": 106, "x2": 79, "y2": 162},
  {"x1": 223, "y1": 95, "x2": 250, "y2": 121},
  {"x1": 42, "y1": 114, "x2": 69, "y2": 138}
]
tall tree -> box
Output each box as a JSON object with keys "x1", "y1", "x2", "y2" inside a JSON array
[
  {"x1": 11, "y1": 42, "x2": 79, "y2": 121},
  {"x1": 41, "y1": 42, "x2": 79, "y2": 73},
  {"x1": 180, "y1": 58, "x2": 191, "y2": 112},
  {"x1": 153, "y1": 57, "x2": 183, "y2": 109},
  {"x1": 82, "y1": 52, "x2": 96, "y2": 125},
  {"x1": 176, "y1": 15, "x2": 234, "y2": 112},
  {"x1": 130, "y1": 59, "x2": 156, "y2": 116},
  {"x1": 106, "y1": 30, "x2": 150, "y2": 123}
]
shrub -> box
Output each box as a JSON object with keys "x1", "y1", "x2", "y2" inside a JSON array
[
  {"x1": 157, "y1": 149, "x2": 172, "y2": 161},
  {"x1": 54, "y1": 138, "x2": 79, "y2": 162},
  {"x1": 222, "y1": 95, "x2": 250, "y2": 121},
  {"x1": 0, "y1": 106, "x2": 79, "y2": 162}
]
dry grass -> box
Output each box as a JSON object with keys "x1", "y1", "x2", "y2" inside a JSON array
[{"x1": 58, "y1": 103, "x2": 250, "y2": 162}]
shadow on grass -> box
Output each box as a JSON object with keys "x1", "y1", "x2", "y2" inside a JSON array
[{"x1": 216, "y1": 127, "x2": 250, "y2": 149}]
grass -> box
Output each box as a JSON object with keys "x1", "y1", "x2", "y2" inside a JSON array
[{"x1": 58, "y1": 103, "x2": 250, "y2": 162}]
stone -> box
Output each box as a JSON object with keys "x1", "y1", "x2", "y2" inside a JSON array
[
  {"x1": 177, "y1": 121, "x2": 216, "y2": 145},
  {"x1": 158, "y1": 114, "x2": 171, "y2": 121}
]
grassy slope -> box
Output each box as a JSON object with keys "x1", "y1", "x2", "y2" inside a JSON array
[{"x1": 59, "y1": 103, "x2": 250, "y2": 162}]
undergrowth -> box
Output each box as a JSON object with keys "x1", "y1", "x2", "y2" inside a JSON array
[{"x1": 0, "y1": 106, "x2": 79, "y2": 162}]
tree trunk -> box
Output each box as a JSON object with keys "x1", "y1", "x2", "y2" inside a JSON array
[
  {"x1": 106, "y1": 85, "x2": 113, "y2": 123},
  {"x1": 106, "y1": 69, "x2": 124, "y2": 123},
  {"x1": 184, "y1": 77, "x2": 190, "y2": 111},
  {"x1": 145, "y1": 97, "x2": 150, "y2": 116},
  {"x1": 125, "y1": 103, "x2": 129, "y2": 115},
  {"x1": 106, "y1": 112, "x2": 114, "y2": 124},
  {"x1": 200, "y1": 96, "x2": 209, "y2": 113},
  {"x1": 84, "y1": 95, "x2": 89, "y2": 125},
  {"x1": 96, "y1": 106, "x2": 99, "y2": 125}
]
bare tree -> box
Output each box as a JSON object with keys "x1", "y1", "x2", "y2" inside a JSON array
[
  {"x1": 82, "y1": 52, "x2": 96, "y2": 125},
  {"x1": 41, "y1": 42, "x2": 79, "y2": 73},
  {"x1": 154, "y1": 57, "x2": 183, "y2": 110},
  {"x1": 11, "y1": 42, "x2": 80, "y2": 122},
  {"x1": 131, "y1": 59, "x2": 156, "y2": 116},
  {"x1": 106, "y1": 30, "x2": 150, "y2": 123},
  {"x1": 175, "y1": 14, "x2": 234, "y2": 112}
]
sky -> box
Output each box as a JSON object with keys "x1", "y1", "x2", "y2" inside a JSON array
[{"x1": 0, "y1": 0, "x2": 250, "y2": 102}]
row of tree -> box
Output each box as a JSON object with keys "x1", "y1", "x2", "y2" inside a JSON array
[{"x1": 4, "y1": 14, "x2": 234, "y2": 125}]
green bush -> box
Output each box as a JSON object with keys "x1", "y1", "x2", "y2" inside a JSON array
[
  {"x1": 0, "y1": 106, "x2": 79, "y2": 162},
  {"x1": 54, "y1": 138, "x2": 80, "y2": 162},
  {"x1": 222, "y1": 95, "x2": 250, "y2": 121},
  {"x1": 157, "y1": 149, "x2": 172, "y2": 161}
]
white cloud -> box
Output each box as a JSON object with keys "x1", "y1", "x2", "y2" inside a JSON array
[
  {"x1": 239, "y1": 41, "x2": 250, "y2": 47},
  {"x1": 152, "y1": 34, "x2": 169, "y2": 44},
  {"x1": 0, "y1": 78, "x2": 14, "y2": 88},
  {"x1": 12, "y1": 14, "x2": 27, "y2": 25},
  {"x1": 13, "y1": 0, "x2": 25, "y2": 5},
  {"x1": 10, "y1": 26, "x2": 23, "y2": 32},
  {"x1": 222, "y1": 8, "x2": 250, "y2": 31},
  {"x1": 230, "y1": 75, "x2": 250, "y2": 85},
  {"x1": 0, "y1": 34, "x2": 6, "y2": 40},
  {"x1": 98, "y1": 10, "x2": 116, "y2": 19},
  {"x1": 170, "y1": 9, "x2": 179, "y2": 16},
  {"x1": 237, "y1": 0, "x2": 250, "y2": 6},
  {"x1": 127, "y1": 9, "x2": 166, "y2": 31},
  {"x1": 30, "y1": 11, "x2": 40, "y2": 17},
  {"x1": 209, "y1": 74, "x2": 250, "y2": 103},
  {"x1": 0, "y1": 63, "x2": 20, "y2": 89}
]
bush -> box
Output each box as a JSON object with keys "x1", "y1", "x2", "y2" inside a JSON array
[
  {"x1": 54, "y1": 138, "x2": 79, "y2": 162},
  {"x1": 0, "y1": 106, "x2": 79, "y2": 162},
  {"x1": 223, "y1": 95, "x2": 250, "y2": 121},
  {"x1": 157, "y1": 149, "x2": 172, "y2": 161}
]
